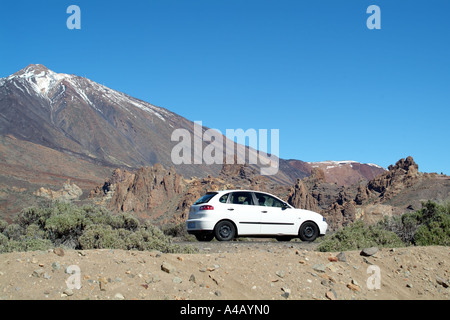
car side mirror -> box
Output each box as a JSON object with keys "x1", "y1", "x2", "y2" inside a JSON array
[{"x1": 282, "y1": 202, "x2": 289, "y2": 210}]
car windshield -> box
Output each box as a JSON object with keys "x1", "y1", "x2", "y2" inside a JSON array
[{"x1": 193, "y1": 192, "x2": 218, "y2": 205}]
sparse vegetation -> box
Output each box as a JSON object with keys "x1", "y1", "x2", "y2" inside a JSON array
[
  {"x1": 318, "y1": 201, "x2": 450, "y2": 252},
  {"x1": 317, "y1": 220, "x2": 404, "y2": 252},
  {"x1": 0, "y1": 201, "x2": 197, "y2": 254},
  {"x1": 379, "y1": 200, "x2": 450, "y2": 246}
]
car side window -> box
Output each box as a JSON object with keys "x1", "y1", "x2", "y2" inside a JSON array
[
  {"x1": 219, "y1": 193, "x2": 229, "y2": 203},
  {"x1": 229, "y1": 192, "x2": 254, "y2": 205},
  {"x1": 256, "y1": 193, "x2": 284, "y2": 208}
]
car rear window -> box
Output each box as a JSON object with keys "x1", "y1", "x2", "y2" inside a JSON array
[{"x1": 193, "y1": 192, "x2": 218, "y2": 205}]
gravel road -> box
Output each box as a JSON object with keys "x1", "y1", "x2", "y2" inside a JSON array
[{"x1": 176, "y1": 239, "x2": 319, "y2": 254}]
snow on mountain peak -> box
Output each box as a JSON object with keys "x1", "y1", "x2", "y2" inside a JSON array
[{"x1": 7, "y1": 64, "x2": 71, "y2": 97}]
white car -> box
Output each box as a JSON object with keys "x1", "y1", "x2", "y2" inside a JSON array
[{"x1": 186, "y1": 190, "x2": 328, "y2": 242}]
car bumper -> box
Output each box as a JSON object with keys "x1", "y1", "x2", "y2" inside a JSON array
[
  {"x1": 318, "y1": 220, "x2": 328, "y2": 235},
  {"x1": 186, "y1": 219, "x2": 216, "y2": 234}
]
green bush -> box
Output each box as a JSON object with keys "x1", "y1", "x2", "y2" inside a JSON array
[
  {"x1": 318, "y1": 220, "x2": 404, "y2": 252},
  {"x1": 78, "y1": 225, "x2": 128, "y2": 250},
  {"x1": 162, "y1": 222, "x2": 196, "y2": 241},
  {"x1": 379, "y1": 201, "x2": 450, "y2": 246},
  {"x1": 318, "y1": 201, "x2": 450, "y2": 252},
  {"x1": 0, "y1": 201, "x2": 197, "y2": 254}
]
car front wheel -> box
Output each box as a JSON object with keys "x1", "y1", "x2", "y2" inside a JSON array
[
  {"x1": 299, "y1": 221, "x2": 319, "y2": 242},
  {"x1": 214, "y1": 220, "x2": 236, "y2": 241}
]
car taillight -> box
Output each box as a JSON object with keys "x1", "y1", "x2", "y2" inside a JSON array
[{"x1": 199, "y1": 205, "x2": 214, "y2": 211}]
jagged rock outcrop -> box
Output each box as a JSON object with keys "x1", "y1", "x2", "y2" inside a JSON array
[
  {"x1": 90, "y1": 162, "x2": 285, "y2": 224},
  {"x1": 89, "y1": 156, "x2": 448, "y2": 230},
  {"x1": 366, "y1": 156, "x2": 420, "y2": 202},
  {"x1": 287, "y1": 179, "x2": 319, "y2": 212},
  {"x1": 322, "y1": 156, "x2": 442, "y2": 230},
  {"x1": 34, "y1": 180, "x2": 83, "y2": 202}
]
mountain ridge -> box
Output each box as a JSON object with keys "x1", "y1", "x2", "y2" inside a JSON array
[
  {"x1": 0, "y1": 64, "x2": 389, "y2": 220},
  {"x1": 0, "y1": 64, "x2": 385, "y2": 186}
]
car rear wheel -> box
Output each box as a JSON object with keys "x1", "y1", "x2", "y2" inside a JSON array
[
  {"x1": 299, "y1": 221, "x2": 319, "y2": 242},
  {"x1": 214, "y1": 220, "x2": 236, "y2": 242}
]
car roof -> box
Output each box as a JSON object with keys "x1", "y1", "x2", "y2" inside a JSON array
[{"x1": 212, "y1": 189, "x2": 275, "y2": 195}]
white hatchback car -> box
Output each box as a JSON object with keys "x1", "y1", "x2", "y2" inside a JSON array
[{"x1": 186, "y1": 190, "x2": 328, "y2": 242}]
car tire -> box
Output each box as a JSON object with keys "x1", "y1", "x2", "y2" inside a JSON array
[
  {"x1": 195, "y1": 233, "x2": 214, "y2": 242},
  {"x1": 299, "y1": 221, "x2": 319, "y2": 242},
  {"x1": 214, "y1": 220, "x2": 236, "y2": 242}
]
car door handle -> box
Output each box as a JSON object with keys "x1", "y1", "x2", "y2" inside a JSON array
[
  {"x1": 261, "y1": 211, "x2": 268, "y2": 213},
  {"x1": 228, "y1": 208, "x2": 235, "y2": 211}
]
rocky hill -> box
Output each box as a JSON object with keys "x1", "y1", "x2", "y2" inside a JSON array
[
  {"x1": 88, "y1": 156, "x2": 449, "y2": 231},
  {"x1": 287, "y1": 160, "x2": 386, "y2": 187}
]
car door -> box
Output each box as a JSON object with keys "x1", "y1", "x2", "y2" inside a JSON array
[
  {"x1": 256, "y1": 193, "x2": 297, "y2": 235},
  {"x1": 226, "y1": 191, "x2": 261, "y2": 235}
]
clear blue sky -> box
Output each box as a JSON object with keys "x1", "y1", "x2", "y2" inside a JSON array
[{"x1": 1, "y1": 0, "x2": 449, "y2": 174}]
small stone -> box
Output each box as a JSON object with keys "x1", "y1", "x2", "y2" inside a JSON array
[
  {"x1": 328, "y1": 256, "x2": 338, "y2": 262},
  {"x1": 436, "y1": 276, "x2": 449, "y2": 288},
  {"x1": 51, "y1": 262, "x2": 61, "y2": 270},
  {"x1": 54, "y1": 248, "x2": 65, "y2": 257},
  {"x1": 214, "y1": 290, "x2": 222, "y2": 297},
  {"x1": 336, "y1": 252, "x2": 347, "y2": 262},
  {"x1": 173, "y1": 277, "x2": 182, "y2": 284},
  {"x1": 114, "y1": 293, "x2": 125, "y2": 300},
  {"x1": 326, "y1": 289, "x2": 337, "y2": 300},
  {"x1": 347, "y1": 283, "x2": 361, "y2": 292},
  {"x1": 161, "y1": 261, "x2": 176, "y2": 274},
  {"x1": 406, "y1": 283, "x2": 413, "y2": 288},
  {"x1": 276, "y1": 270, "x2": 285, "y2": 278},
  {"x1": 312, "y1": 264, "x2": 326, "y2": 273},
  {"x1": 32, "y1": 269, "x2": 44, "y2": 278},
  {"x1": 189, "y1": 274, "x2": 196, "y2": 283},
  {"x1": 63, "y1": 288, "x2": 74, "y2": 296},
  {"x1": 360, "y1": 247, "x2": 378, "y2": 257},
  {"x1": 281, "y1": 287, "x2": 291, "y2": 299}
]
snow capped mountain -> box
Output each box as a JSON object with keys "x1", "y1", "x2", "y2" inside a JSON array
[
  {"x1": 2, "y1": 64, "x2": 169, "y2": 122},
  {"x1": 308, "y1": 160, "x2": 386, "y2": 171},
  {"x1": 0, "y1": 64, "x2": 386, "y2": 190},
  {"x1": 0, "y1": 64, "x2": 193, "y2": 175}
]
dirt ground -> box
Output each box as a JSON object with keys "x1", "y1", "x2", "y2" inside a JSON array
[{"x1": 0, "y1": 243, "x2": 448, "y2": 300}]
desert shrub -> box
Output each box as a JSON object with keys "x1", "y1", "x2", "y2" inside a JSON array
[
  {"x1": 162, "y1": 222, "x2": 196, "y2": 241},
  {"x1": 378, "y1": 201, "x2": 450, "y2": 246},
  {"x1": 318, "y1": 220, "x2": 404, "y2": 252},
  {"x1": 414, "y1": 208, "x2": 450, "y2": 246},
  {"x1": 78, "y1": 225, "x2": 127, "y2": 250},
  {"x1": 45, "y1": 211, "x2": 87, "y2": 248},
  {"x1": 0, "y1": 219, "x2": 8, "y2": 233},
  {"x1": 0, "y1": 201, "x2": 196, "y2": 254}
]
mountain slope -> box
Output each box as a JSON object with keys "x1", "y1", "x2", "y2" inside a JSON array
[
  {"x1": 0, "y1": 64, "x2": 389, "y2": 220},
  {"x1": 0, "y1": 64, "x2": 194, "y2": 171}
]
